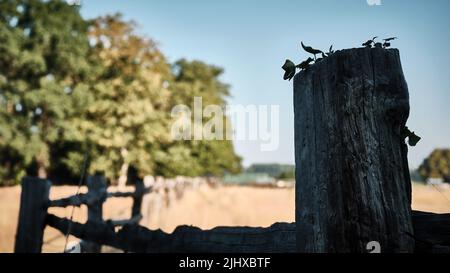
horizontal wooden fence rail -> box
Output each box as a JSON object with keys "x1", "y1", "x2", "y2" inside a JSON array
[
  {"x1": 45, "y1": 211, "x2": 450, "y2": 253},
  {"x1": 49, "y1": 193, "x2": 97, "y2": 208},
  {"x1": 45, "y1": 214, "x2": 297, "y2": 253},
  {"x1": 48, "y1": 186, "x2": 152, "y2": 208}
]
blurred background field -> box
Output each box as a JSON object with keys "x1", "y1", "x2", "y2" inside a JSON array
[{"x1": 1, "y1": 182, "x2": 449, "y2": 253}]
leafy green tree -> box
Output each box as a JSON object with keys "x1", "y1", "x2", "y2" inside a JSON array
[
  {"x1": 0, "y1": 0, "x2": 92, "y2": 184},
  {"x1": 418, "y1": 149, "x2": 450, "y2": 182},
  {"x1": 170, "y1": 59, "x2": 230, "y2": 106},
  {"x1": 80, "y1": 14, "x2": 173, "y2": 184},
  {"x1": 0, "y1": 3, "x2": 242, "y2": 185},
  {"x1": 82, "y1": 16, "x2": 243, "y2": 182},
  {"x1": 163, "y1": 59, "x2": 242, "y2": 177}
]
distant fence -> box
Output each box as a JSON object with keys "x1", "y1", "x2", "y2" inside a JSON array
[{"x1": 14, "y1": 174, "x2": 211, "y2": 253}]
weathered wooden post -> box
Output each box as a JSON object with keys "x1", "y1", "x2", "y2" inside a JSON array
[
  {"x1": 15, "y1": 177, "x2": 51, "y2": 253},
  {"x1": 83, "y1": 174, "x2": 107, "y2": 253},
  {"x1": 294, "y1": 48, "x2": 414, "y2": 253},
  {"x1": 129, "y1": 167, "x2": 144, "y2": 223}
]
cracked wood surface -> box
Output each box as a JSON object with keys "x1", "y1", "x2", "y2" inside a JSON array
[{"x1": 294, "y1": 48, "x2": 414, "y2": 252}]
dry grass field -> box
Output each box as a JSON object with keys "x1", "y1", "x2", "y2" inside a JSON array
[{"x1": 1, "y1": 182, "x2": 449, "y2": 253}]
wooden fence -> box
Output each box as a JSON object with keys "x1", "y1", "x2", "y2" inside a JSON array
[
  {"x1": 13, "y1": 174, "x2": 450, "y2": 253},
  {"x1": 14, "y1": 174, "x2": 210, "y2": 253}
]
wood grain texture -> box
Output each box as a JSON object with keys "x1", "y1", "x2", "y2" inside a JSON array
[
  {"x1": 294, "y1": 48, "x2": 414, "y2": 252},
  {"x1": 14, "y1": 177, "x2": 50, "y2": 253},
  {"x1": 83, "y1": 175, "x2": 107, "y2": 253}
]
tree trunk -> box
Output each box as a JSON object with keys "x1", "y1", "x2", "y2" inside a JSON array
[
  {"x1": 36, "y1": 154, "x2": 48, "y2": 179},
  {"x1": 37, "y1": 164, "x2": 47, "y2": 179},
  {"x1": 117, "y1": 148, "x2": 129, "y2": 188},
  {"x1": 294, "y1": 48, "x2": 414, "y2": 253}
]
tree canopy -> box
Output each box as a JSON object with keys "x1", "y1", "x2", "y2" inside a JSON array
[
  {"x1": 0, "y1": 0, "x2": 92, "y2": 184},
  {"x1": 418, "y1": 149, "x2": 450, "y2": 183},
  {"x1": 0, "y1": 1, "x2": 241, "y2": 185}
]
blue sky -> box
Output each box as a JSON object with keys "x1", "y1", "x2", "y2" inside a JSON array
[{"x1": 80, "y1": 0, "x2": 450, "y2": 168}]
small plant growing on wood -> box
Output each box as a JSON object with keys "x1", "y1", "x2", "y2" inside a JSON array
[
  {"x1": 281, "y1": 42, "x2": 329, "y2": 81},
  {"x1": 401, "y1": 126, "x2": 421, "y2": 146},
  {"x1": 383, "y1": 37, "x2": 398, "y2": 48},
  {"x1": 282, "y1": 57, "x2": 314, "y2": 81},
  {"x1": 282, "y1": 38, "x2": 400, "y2": 82},
  {"x1": 297, "y1": 57, "x2": 314, "y2": 70},
  {"x1": 374, "y1": 42, "x2": 383, "y2": 48},
  {"x1": 327, "y1": 45, "x2": 334, "y2": 55},
  {"x1": 282, "y1": 39, "x2": 421, "y2": 147},
  {"x1": 301, "y1": 42, "x2": 323, "y2": 60},
  {"x1": 315, "y1": 54, "x2": 324, "y2": 63},
  {"x1": 282, "y1": 60, "x2": 297, "y2": 81},
  {"x1": 362, "y1": 36, "x2": 378, "y2": 48},
  {"x1": 362, "y1": 36, "x2": 398, "y2": 48}
]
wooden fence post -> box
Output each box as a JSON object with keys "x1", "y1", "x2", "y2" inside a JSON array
[
  {"x1": 84, "y1": 174, "x2": 107, "y2": 253},
  {"x1": 14, "y1": 177, "x2": 51, "y2": 253},
  {"x1": 294, "y1": 48, "x2": 415, "y2": 253},
  {"x1": 129, "y1": 167, "x2": 143, "y2": 223}
]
